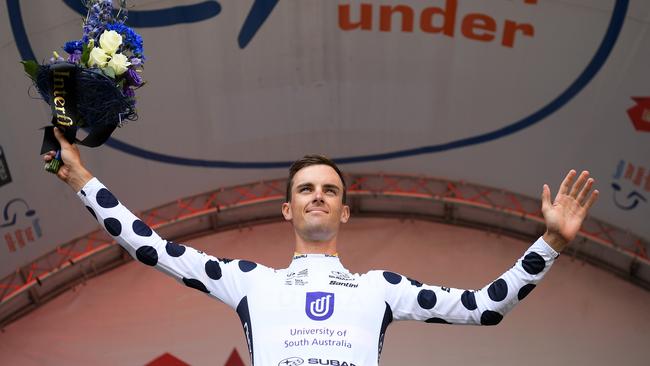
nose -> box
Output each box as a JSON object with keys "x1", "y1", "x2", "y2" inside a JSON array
[{"x1": 313, "y1": 188, "x2": 325, "y2": 203}]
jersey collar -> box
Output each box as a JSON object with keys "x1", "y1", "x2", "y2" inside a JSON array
[{"x1": 288, "y1": 253, "x2": 345, "y2": 271}]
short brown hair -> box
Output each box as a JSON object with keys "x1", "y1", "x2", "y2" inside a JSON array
[{"x1": 286, "y1": 154, "x2": 347, "y2": 203}]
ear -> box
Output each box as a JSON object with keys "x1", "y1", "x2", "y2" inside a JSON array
[
  {"x1": 340, "y1": 204, "x2": 350, "y2": 224},
  {"x1": 282, "y1": 202, "x2": 293, "y2": 221}
]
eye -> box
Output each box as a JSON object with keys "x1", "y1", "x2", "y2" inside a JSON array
[{"x1": 299, "y1": 186, "x2": 311, "y2": 193}]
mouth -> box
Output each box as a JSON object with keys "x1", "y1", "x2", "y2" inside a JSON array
[{"x1": 306, "y1": 207, "x2": 329, "y2": 214}]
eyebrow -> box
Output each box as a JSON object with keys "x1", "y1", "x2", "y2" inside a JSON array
[
  {"x1": 295, "y1": 183, "x2": 341, "y2": 192},
  {"x1": 323, "y1": 184, "x2": 341, "y2": 192}
]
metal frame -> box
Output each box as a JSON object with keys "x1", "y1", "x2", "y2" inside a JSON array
[{"x1": 1, "y1": 173, "x2": 648, "y2": 327}]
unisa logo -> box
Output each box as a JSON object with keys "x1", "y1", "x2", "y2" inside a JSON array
[{"x1": 305, "y1": 292, "x2": 335, "y2": 321}]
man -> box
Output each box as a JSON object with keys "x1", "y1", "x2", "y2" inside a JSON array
[{"x1": 44, "y1": 128, "x2": 598, "y2": 365}]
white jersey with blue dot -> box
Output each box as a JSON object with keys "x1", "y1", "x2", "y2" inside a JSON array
[{"x1": 78, "y1": 178, "x2": 559, "y2": 366}]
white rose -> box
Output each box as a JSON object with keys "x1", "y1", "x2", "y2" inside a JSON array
[
  {"x1": 99, "y1": 30, "x2": 122, "y2": 55},
  {"x1": 107, "y1": 53, "x2": 131, "y2": 76},
  {"x1": 88, "y1": 47, "x2": 108, "y2": 68}
]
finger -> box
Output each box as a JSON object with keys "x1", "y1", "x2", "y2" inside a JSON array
[
  {"x1": 569, "y1": 171, "x2": 589, "y2": 198},
  {"x1": 53, "y1": 127, "x2": 71, "y2": 148},
  {"x1": 583, "y1": 189, "x2": 600, "y2": 211},
  {"x1": 558, "y1": 170, "x2": 576, "y2": 197},
  {"x1": 576, "y1": 177, "x2": 594, "y2": 204},
  {"x1": 57, "y1": 167, "x2": 68, "y2": 181},
  {"x1": 541, "y1": 184, "x2": 552, "y2": 212}
]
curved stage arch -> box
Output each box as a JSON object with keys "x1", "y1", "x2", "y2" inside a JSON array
[{"x1": 1, "y1": 172, "x2": 648, "y2": 327}]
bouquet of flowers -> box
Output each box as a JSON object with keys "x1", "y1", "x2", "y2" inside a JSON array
[{"x1": 22, "y1": 0, "x2": 145, "y2": 173}]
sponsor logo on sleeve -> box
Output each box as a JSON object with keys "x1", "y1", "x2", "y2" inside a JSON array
[{"x1": 305, "y1": 292, "x2": 335, "y2": 321}]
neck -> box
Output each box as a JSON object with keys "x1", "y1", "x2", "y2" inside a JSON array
[{"x1": 294, "y1": 232, "x2": 338, "y2": 255}]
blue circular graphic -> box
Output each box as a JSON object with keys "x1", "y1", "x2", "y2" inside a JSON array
[{"x1": 9, "y1": 0, "x2": 629, "y2": 168}]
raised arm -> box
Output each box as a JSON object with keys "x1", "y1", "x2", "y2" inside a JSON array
[
  {"x1": 381, "y1": 170, "x2": 599, "y2": 325},
  {"x1": 43, "y1": 128, "x2": 268, "y2": 309}
]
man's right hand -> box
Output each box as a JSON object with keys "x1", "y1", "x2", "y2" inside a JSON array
[{"x1": 42, "y1": 127, "x2": 94, "y2": 192}]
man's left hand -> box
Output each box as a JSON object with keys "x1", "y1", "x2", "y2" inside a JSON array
[{"x1": 541, "y1": 170, "x2": 599, "y2": 252}]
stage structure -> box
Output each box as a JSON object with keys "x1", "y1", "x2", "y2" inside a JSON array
[{"x1": 1, "y1": 173, "x2": 648, "y2": 328}]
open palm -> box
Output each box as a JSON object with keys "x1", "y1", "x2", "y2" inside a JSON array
[{"x1": 541, "y1": 170, "x2": 599, "y2": 252}]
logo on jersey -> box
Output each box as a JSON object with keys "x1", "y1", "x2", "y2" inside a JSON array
[
  {"x1": 285, "y1": 269, "x2": 309, "y2": 286},
  {"x1": 305, "y1": 292, "x2": 335, "y2": 321},
  {"x1": 328, "y1": 271, "x2": 353, "y2": 281},
  {"x1": 278, "y1": 357, "x2": 304, "y2": 366},
  {"x1": 328, "y1": 271, "x2": 357, "y2": 287},
  {"x1": 329, "y1": 280, "x2": 358, "y2": 288},
  {"x1": 307, "y1": 359, "x2": 357, "y2": 366}
]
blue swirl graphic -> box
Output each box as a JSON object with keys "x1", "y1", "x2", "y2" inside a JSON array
[{"x1": 612, "y1": 182, "x2": 647, "y2": 210}]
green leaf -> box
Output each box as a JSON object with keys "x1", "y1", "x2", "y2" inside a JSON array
[
  {"x1": 101, "y1": 66, "x2": 115, "y2": 79},
  {"x1": 81, "y1": 42, "x2": 91, "y2": 67},
  {"x1": 21, "y1": 60, "x2": 39, "y2": 81}
]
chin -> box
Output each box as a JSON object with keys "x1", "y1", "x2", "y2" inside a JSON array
[{"x1": 302, "y1": 226, "x2": 335, "y2": 242}]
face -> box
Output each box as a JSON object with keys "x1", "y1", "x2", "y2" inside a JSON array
[{"x1": 282, "y1": 164, "x2": 350, "y2": 242}]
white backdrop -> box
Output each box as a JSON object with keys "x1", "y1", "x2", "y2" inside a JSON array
[{"x1": 1, "y1": 0, "x2": 649, "y2": 278}]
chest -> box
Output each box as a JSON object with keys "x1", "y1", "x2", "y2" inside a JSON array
[
  {"x1": 242, "y1": 268, "x2": 387, "y2": 364},
  {"x1": 246, "y1": 269, "x2": 385, "y2": 332}
]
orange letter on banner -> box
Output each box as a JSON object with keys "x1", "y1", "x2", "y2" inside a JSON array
[
  {"x1": 502, "y1": 20, "x2": 534, "y2": 48},
  {"x1": 634, "y1": 167, "x2": 645, "y2": 186},
  {"x1": 625, "y1": 163, "x2": 635, "y2": 180},
  {"x1": 462, "y1": 13, "x2": 496, "y2": 42},
  {"x1": 25, "y1": 227, "x2": 34, "y2": 242},
  {"x1": 339, "y1": 3, "x2": 372, "y2": 31},
  {"x1": 420, "y1": 0, "x2": 457, "y2": 37},
  {"x1": 380, "y1": 5, "x2": 414, "y2": 32},
  {"x1": 5, "y1": 233, "x2": 15, "y2": 252},
  {"x1": 15, "y1": 230, "x2": 25, "y2": 247}
]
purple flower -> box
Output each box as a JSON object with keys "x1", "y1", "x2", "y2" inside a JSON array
[
  {"x1": 123, "y1": 86, "x2": 135, "y2": 98},
  {"x1": 67, "y1": 50, "x2": 82, "y2": 63},
  {"x1": 126, "y1": 68, "x2": 143, "y2": 87},
  {"x1": 83, "y1": 0, "x2": 113, "y2": 41},
  {"x1": 49, "y1": 56, "x2": 64, "y2": 64}
]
